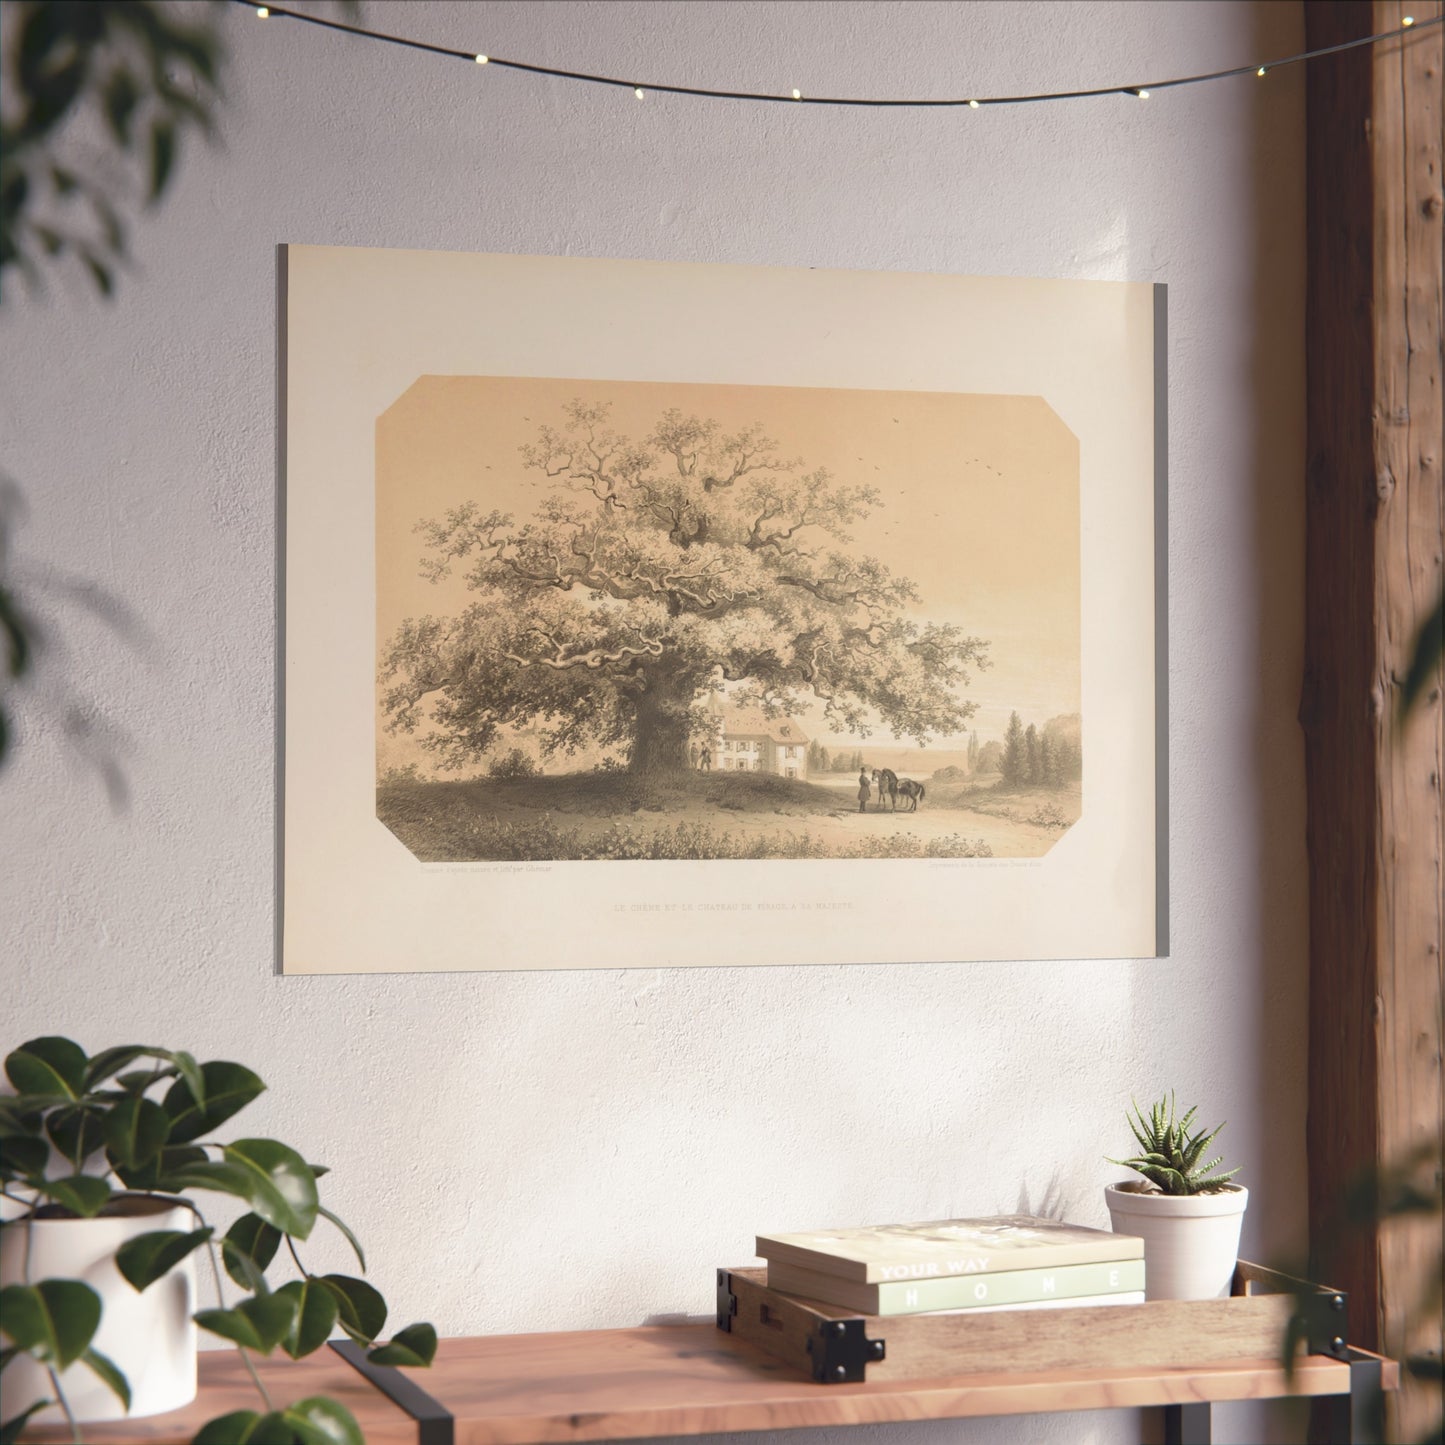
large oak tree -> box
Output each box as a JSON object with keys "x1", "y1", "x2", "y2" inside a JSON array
[{"x1": 381, "y1": 401, "x2": 989, "y2": 777}]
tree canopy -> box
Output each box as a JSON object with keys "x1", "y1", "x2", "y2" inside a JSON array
[{"x1": 381, "y1": 400, "x2": 990, "y2": 776}]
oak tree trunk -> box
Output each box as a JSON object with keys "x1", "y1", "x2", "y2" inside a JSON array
[{"x1": 628, "y1": 671, "x2": 697, "y2": 776}]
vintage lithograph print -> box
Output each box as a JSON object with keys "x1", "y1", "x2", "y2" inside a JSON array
[
  {"x1": 281, "y1": 246, "x2": 1162, "y2": 972},
  {"x1": 376, "y1": 380, "x2": 1078, "y2": 864}
]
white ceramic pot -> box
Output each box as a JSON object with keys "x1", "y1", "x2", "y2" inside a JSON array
[
  {"x1": 0, "y1": 1194, "x2": 198, "y2": 1422},
  {"x1": 1104, "y1": 1181, "x2": 1249, "y2": 1301}
]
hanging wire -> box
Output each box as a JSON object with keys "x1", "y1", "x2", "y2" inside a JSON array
[{"x1": 235, "y1": 2, "x2": 1439, "y2": 109}]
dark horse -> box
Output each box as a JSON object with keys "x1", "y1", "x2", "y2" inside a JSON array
[
  {"x1": 871, "y1": 768, "x2": 898, "y2": 810},
  {"x1": 895, "y1": 778, "x2": 926, "y2": 811}
]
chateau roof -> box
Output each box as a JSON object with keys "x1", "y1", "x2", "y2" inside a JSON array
[{"x1": 721, "y1": 709, "x2": 810, "y2": 745}]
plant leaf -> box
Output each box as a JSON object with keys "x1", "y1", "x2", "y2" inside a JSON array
[
  {"x1": 192, "y1": 1410, "x2": 298, "y2": 1445},
  {"x1": 45, "y1": 1104, "x2": 107, "y2": 1167},
  {"x1": 318, "y1": 1275, "x2": 386, "y2": 1346},
  {"x1": 366, "y1": 1322, "x2": 437, "y2": 1368},
  {"x1": 282, "y1": 1397, "x2": 365, "y2": 1445},
  {"x1": 81, "y1": 1346, "x2": 131, "y2": 1409},
  {"x1": 114, "y1": 1141, "x2": 207, "y2": 1192},
  {"x1": 34, "y1": 1173, "x2": 112, "y2": 1216},
  {"x1": 275, "y1": 1278, "x2": 339, "y2": 1359},
  {"x1": 103, "y1": 1094, "x2": 171, "y2": 1168},
  {"x1": 0, "y1": 1280, "x2": 101, "y2": 1367},
  {"x1": 0, "y1": 1400, "x2": 54, "y2": 1445},
  {"x1": 220, "y1": 1139, "x2": 318, "y2": 1240},
  {"x1": 318, "y1": 1206, "x2": 366, "y2": 1273},
  {"x1": 162, "y1": 1061, "x2": 264, "y2": 1144},
  {"x1": 222, "y1": 1213, "x2": 281, "y2": 1289},
  {"x1": 5, "y1": 1037, "x2": 87, "y2": 1099},
  {"x1": 116, "y1": 1226, "x2": 213, "y2": 1291},
  {"x1": 86, "y1": 1047, "x2": 203, "y2": 1109},
  {"x1": 195, "y1": 1292, "x2": 299, "y2": 1355},
  {"x1": 0, "y1": 1134, "x2": 48, "y2": 1180}
]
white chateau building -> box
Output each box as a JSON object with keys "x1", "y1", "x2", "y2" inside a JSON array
[{"x1": 701, "y1": 706, "x2": 810, "y2": 779}]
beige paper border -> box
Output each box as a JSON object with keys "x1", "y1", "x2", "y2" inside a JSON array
[{"x1": 281, "y1": 245, "x2": 1159, "y2": 973}]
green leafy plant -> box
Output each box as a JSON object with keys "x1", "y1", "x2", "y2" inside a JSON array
[
  {"x1": 0, "y1": 1036, "x2": 436, "y2": 1444},
  {"x1": 1108, "y1": 1092, "x2": 1242, "y2": 1196}
]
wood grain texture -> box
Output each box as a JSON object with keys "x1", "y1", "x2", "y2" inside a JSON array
[
  {"x1": 1304, "y1": 2, "x2": 1444, "y2": 1439},
  {"x1": 18, "y1": 1349, "x2": 418, "y2": 1445},
  {"x1": 1372, "y1": 10, "x2": 1445, "y2": 1444},
  {"x1": 426, "y1": 1324, "x2": 1393, "y2": 1445},
  {"x1": 729, "y1": 1266, "x2": 1298, "y2": 1382},
  {"x1": 14, "y1": 1323, "x2": 1398, "y2": 1445}
]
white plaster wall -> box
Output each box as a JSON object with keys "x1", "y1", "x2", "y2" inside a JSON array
[{"x1": 1, "y1": 2, "x2": 1307, "y2": 1442}]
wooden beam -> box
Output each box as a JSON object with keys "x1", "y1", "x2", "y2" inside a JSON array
[{"x1": 1303, "y1": 2, "x2": 1444, "y2": 1440}]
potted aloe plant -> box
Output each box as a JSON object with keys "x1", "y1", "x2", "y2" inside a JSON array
[
  {"x1": 0, "y1": 1036, "x2": 436, "y2": 1443},
  {"x1": 1104, "y1": 1091, "x2": 1248, "y2": 1301}
]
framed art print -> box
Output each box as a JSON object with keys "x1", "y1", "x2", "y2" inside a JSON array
[{"x1": 279, "y1": 245, "x2": 1166, "y2": 972}]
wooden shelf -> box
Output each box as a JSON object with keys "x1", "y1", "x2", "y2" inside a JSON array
[{"x1": 20, "y1": 1321, "x2": 1398, "y2": 1445}]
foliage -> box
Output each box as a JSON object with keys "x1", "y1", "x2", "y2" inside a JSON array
[
  {"x1": 1108, "y1": 1092, "x2": 1241, "y2": 1196},
  {"x1": 1, "y1": 1, "x2": 223, "y2": 299},
  {"x1": 976, "y1": 738, "x2": 1003, "y2": 774},
  {"x1": 381, "y1": 400, "x2": 990, "y2": 777},
  {"x1": 486, "y1": 747, "x2": 539, "y2": 780},
  {"x1": 0, "y1": 1037, "x2": 435, "y2": 1443},
  {"x1": 1, "y1": 0, "x2": 224, "y2": 778},
  {"x1": 1000, "y1": 711, "x2": 1025, "y2": 786}
]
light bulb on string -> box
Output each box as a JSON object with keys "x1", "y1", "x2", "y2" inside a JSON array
[{"x1": 217, "y1": 0, "x2": 1443, "y2": 114}]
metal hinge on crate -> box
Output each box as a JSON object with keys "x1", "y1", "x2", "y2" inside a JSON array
[
  {"x1": 1245, "y1": 1262, "x2": 1352, "y2": 1363},
  {"x1": 716, "y1": 1268, "x2": 738, "y2": 1331},
  {"x1": 1297, "y1": 1280, "x2": 1351, "y2": 1361},
  {"x1": 805, "y1": 1317, "x2": 886, "y2": 1383}
]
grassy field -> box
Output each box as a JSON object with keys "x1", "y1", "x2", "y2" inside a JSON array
[{"x1": 374, "y1": 768, "x2": 1083, "y2": 862}]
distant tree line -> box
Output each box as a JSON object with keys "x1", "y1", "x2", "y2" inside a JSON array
[{"x1": 999, "y1": 711, "x2": 1081, "y2": 787}]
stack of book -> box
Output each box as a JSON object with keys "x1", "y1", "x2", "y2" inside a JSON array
[{"x1": 756, "y1": 1215, "x2": 1145, "y2": 1316}]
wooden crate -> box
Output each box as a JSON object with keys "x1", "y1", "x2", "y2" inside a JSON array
[{"x1": 717, "y1": 1261, "x2": 1353, "y2": 1384}]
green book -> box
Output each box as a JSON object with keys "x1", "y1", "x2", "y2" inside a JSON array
[{"x1": 766, "y1": 1256, "x2": 1146, "y2": 1315}]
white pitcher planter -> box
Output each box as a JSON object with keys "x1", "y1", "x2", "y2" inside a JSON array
[
  {"x1": 1105, "y1": 1181, "x2": 1249, "y2": 1301},
  {"x1": 0, "y1": 1194, "x2": 198, "y2": 1423}
]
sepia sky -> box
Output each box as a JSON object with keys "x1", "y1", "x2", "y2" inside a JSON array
[{"x1": 377, "y1": 375, "x2": 1078, "y2": 756}]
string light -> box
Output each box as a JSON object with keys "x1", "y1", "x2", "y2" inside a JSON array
[{"x1": 236, "y1": 2, "x2": 1440, "y2": 111}]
